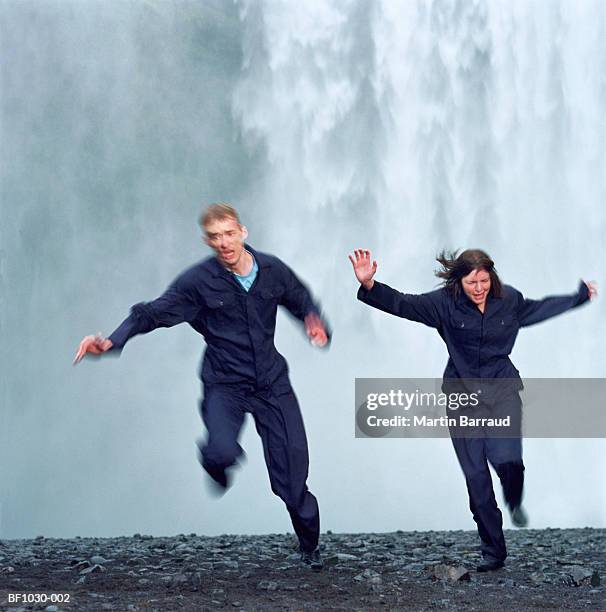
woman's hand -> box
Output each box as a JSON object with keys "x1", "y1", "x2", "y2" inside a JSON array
[
  {"x1": 584, "y1": 280, "x2": 598, "y2": 300},
  {"x1": 348, "y1": 249, "x2": 377, "y2": 291}
]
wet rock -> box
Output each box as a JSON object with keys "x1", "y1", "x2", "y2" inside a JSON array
[
  {"x1": 432, "y1": 564, "x2": 471, "y2": 582},
  {"x1": 171, "y1": 574, "x2": 189, "y2": 587},
  {"x1": 215, "y1": 560, "x2": 239, "y2": 569},
  {"x1": 564, "y1": 566, "x2": 596, "y2": 586},
  {"x1": 1, "y1": 527, "x2": 604, "y2": 609},
  {"x1": 402, "y1": 562, "x2": 425, "y2": 574},
  {"x1": 529, "y1": 571, "x2": 548, "y2": 583},
  {"x1": 80, "y1": 564, "x2": 104, "y2": 575},
  {"x1": 126, "y1": 557, "x2": 140, "y2": 566},
  {"x1": 324, "y1": 553, "x2": 359, "y2": 566},
  {"x1": 73, "y1": 560, "x2": 92, "y2": 571},
  {"x1": 256, "y1": 580, "x2": 278, "y2": 591},
  {"x1": 556, "y1": 558, "x2": 584, "y2": 565},
  {"x1": 354, "y1": 568, "x2": 382, "y2": 584},
  {"x1": 174, "y1": 543, "x2": 195, "y2": 554}
]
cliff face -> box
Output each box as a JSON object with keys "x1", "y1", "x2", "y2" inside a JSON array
[{"x1": 0, "y1": 528, "x2": 603, "y2": 610}]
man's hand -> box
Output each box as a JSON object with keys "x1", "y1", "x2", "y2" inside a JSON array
[
  {"x1": 584, "y1": 280, "x2": 598, "y2": 300},
  {"x1": 73, "y1": 333, "x2": 113, "y2": 365},
  {"x1": 348, "y1": 249, "x2": 377, "y2": 291},
  {"x1": 304, "y1": 313, "x2": 328, "y2": 348}
]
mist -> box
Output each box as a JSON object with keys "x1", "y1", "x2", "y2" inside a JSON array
[{"x1": 1, "y1": 0, "x2": 604, "y2": 539}]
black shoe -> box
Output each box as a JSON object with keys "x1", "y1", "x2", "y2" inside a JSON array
[
  {"x1": 477, "y1": 560, "x2": 505, "y2": 573},
  {"x1": 300, "y1": 548, "x2": 323, "y2": 571},
  {"x1": 197, "y1": 449, "x2": 231, "y2": 496},
  {"x1": 211, "y1": 468, "x2": 229, "y2": 489},
  {"x1": 205, "y1": 469, "x2": 230, "y2": 496},
  {"x1": 509, "y1": 504, "x2": 529, "y2": 528}
]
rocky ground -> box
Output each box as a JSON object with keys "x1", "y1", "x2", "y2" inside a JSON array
[{"x1": 0, "y1": 528, "x2": 604, "y2": 611}]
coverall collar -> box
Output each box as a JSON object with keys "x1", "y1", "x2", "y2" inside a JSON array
[
  {"x1": 210, "y1": 243, "x2": 271, "y2": 278},
  {"x1": 456, "y1": 286, "x2": 499, "y2": 313}
]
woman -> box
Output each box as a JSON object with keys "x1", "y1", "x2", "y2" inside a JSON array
[{"x1": 349, "y1": 248, "x2": 596, "y2": 572}]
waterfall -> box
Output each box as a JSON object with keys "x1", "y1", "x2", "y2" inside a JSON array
[
  {"x1": 231, "y1": 0, "x2": 605, "y2": 531},
  {"x1": 233, "y1": 0, "x2": 605, "y2": 335},
  {"x1": 1, "y1": 0, "x2": 603, "y2": 538}
]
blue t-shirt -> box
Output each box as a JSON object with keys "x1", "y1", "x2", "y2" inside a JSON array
[{"x1": 233, "y1": 254, "x2": 258, "y2": 292}]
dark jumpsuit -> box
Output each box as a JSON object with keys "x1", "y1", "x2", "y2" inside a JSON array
[
  {"x1": 357, "y1": 279, "x2": 590, "y2": 563},
  {"x1": 108, "y1": 244, "x2": 330, "y2": 553}
]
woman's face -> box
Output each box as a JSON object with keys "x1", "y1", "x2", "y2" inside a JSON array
[{"x1": 461, "y1": 268, "x2": 491, "y2": 307}]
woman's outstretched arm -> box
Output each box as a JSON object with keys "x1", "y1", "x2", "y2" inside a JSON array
[
  {"x1": 517, "y1": 280, "x2": 597, "y2": 327},
  {"x1": 349, "y1": 249, "x2": 442, "y2": 328}
]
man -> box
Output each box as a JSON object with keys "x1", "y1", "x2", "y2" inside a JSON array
[{"x1": 74, "y1": 203, "x2": 330, "y2": 570}]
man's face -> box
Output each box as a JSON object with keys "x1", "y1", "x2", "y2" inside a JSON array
[
  {"x1": 461, "y1": 268, "x2": 491, "y2": 306},
  {"x1": 204, "y1": 216, "x2": 246, "y2": 268}
]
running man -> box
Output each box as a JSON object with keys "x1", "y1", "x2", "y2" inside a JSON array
[{"x1": 75, "y1": 203, "x2": 330, "y2": 570}]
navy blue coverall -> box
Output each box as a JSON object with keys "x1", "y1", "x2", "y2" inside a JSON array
[
  {"x1": 358, "y1": 279, "x2": 590, "y2": 563},
  {"x1": 108, "y1": 245, "x2": 329, "y2": 553}
]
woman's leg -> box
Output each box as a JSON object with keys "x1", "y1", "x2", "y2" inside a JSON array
[
  {"x1": 485, "y1": 393, "x2": 526, "y2": 521},
  {"x1": 451, "y1": 436, "x2": 507, "y2": 565}
]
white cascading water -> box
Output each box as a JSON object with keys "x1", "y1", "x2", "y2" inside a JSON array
[
  {"x1": 232, "y1": 0, "x2": 605, "y2": 530},
  {"x1": 234, "y1": 0, "x2": 605, "y2": 331},
  {"x1": 1, "y1": 1, "x2": 603, "y2": 538}
]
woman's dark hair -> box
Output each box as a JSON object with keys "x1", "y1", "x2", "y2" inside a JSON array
[{"x1": 435, "y1": 249, "x2": 503, "y2": 299}]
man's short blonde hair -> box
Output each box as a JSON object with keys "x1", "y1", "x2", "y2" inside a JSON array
[{"x1": 199, "y1": 203, "x2": 240, "y2": 228}]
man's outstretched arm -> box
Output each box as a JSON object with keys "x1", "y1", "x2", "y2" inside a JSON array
[
  {"x1": 73, "y1": 274, "x2": 201, "y2": 364},
  {"x1": 279, "y1": 263, "x2": 331, "y2": 348},
  {"x1": 73, "y1": 333, "x2": 114, "y2": 364}
]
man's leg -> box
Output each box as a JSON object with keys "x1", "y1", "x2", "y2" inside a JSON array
[
  {"x1": 198, "y1": 384, "x2": 246, "y2": 489},
  {"x1": 450, "y1": 435, "x2": 507, "y2": 566},
  {"x1": 249, "y1": 381, "x2": 320, "y2": 556}
]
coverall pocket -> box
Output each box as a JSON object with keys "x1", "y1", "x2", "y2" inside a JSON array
[
  {"x1": 260, "y1": 286, "x2": 285, "y2": 300},
  {"x1": 205, "y1": 294, "x2": 235, "y2": 309},
  {"x1": 496, "y1": 314, "x2": 517, "y2": 327},
  {"x1": 450, "y1": 314, "x2": 479, "y2": 331},
  {"x1": 486, "y1": 314, "x2": 519, "y2": 338}
]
